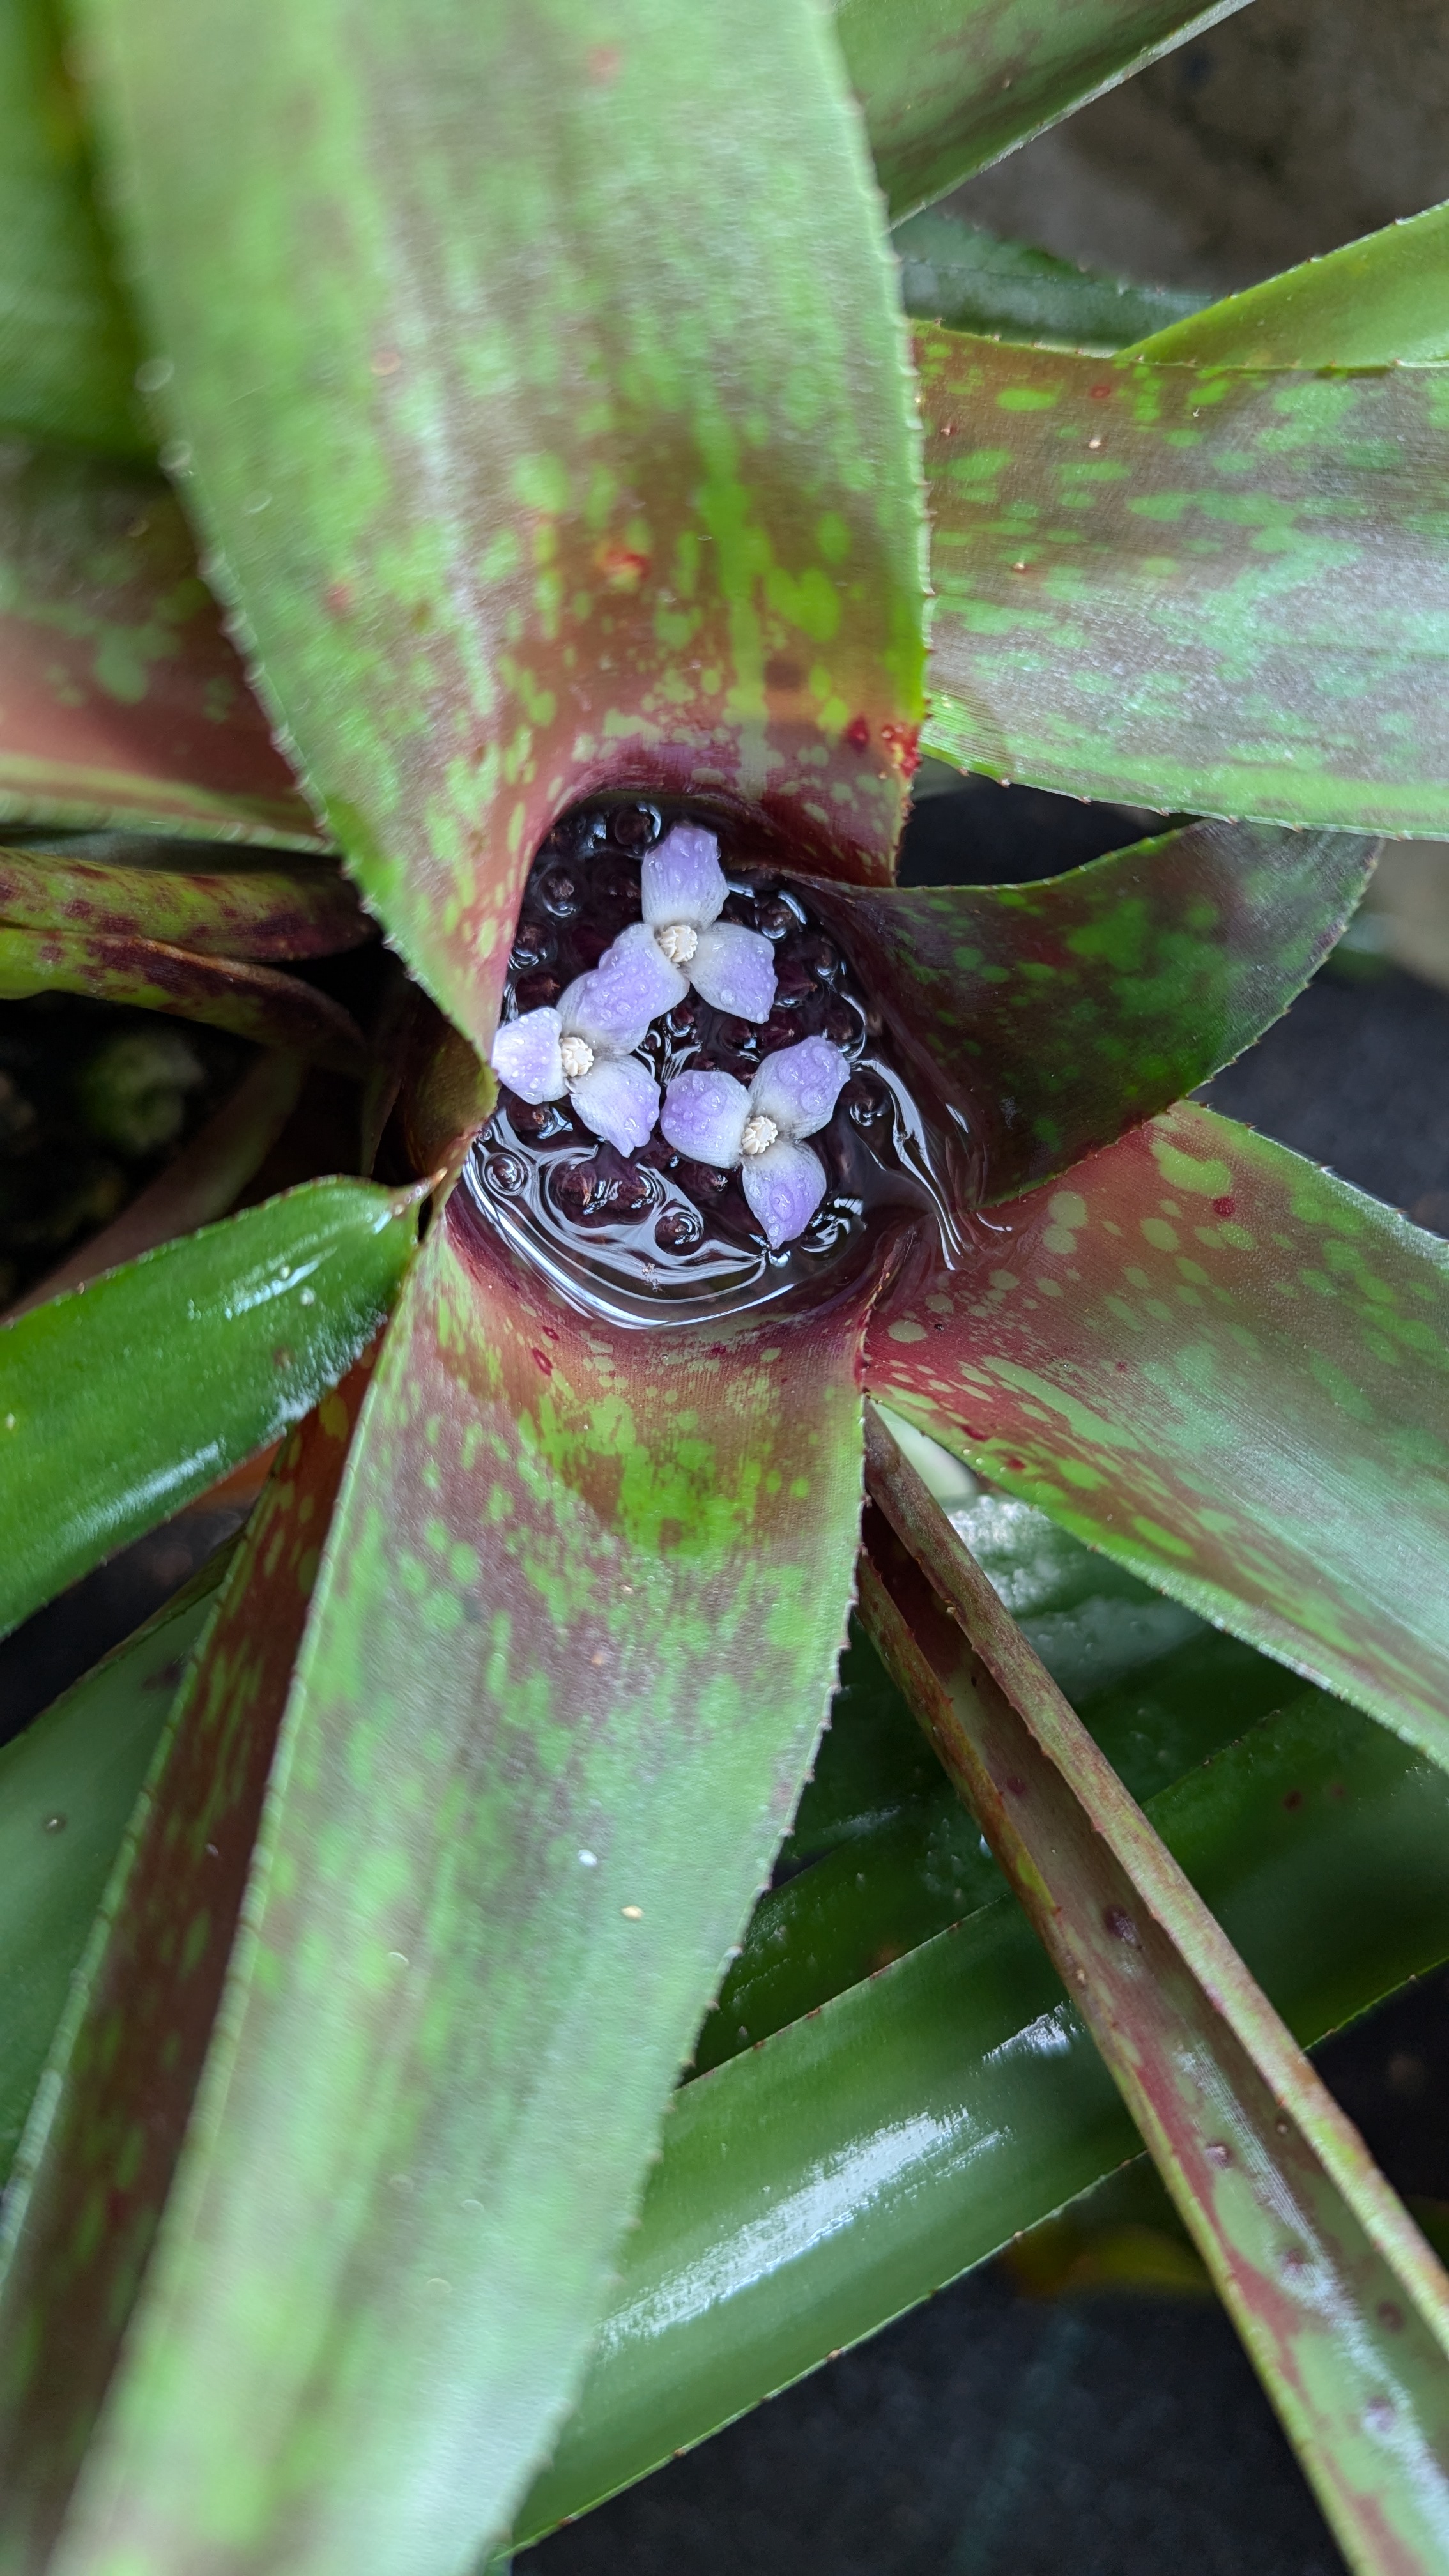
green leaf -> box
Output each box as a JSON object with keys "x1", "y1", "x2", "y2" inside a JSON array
[
  {"x1": 866, "y1": 1100, "x2": 1449, "y2": 1770},
  {"x1": 840, "y1": 0, "x2": 1255, "y2": 222},
  {"x1": 0, "y1": 1176, "x2": 416, "y2": 1640},
  {"x1": 0, "y1": 0, "x2": 146, "y2": 454},
  {"x1": 863, "y1": 1410, "x2": 1449, "y2": 2575},
  {"x1": 916, "y1": 327, "x2": 1449, "y2": 834},
  {"x1": 10, "y1": 1052, "x2": 305, "y2": 1313},
  {"x1": 519, "y1": 1666, "x2": 1449, "y2": 2540},
  {"x1": 1130, "y1": 198, "x2": 1449, "y2": 368},
  {"x1": 894, "y1": 211, "x2": 1208, "y2": 350},
  {"x1": 84, "y1": 0, "x2": 928, "y2": 1055},
  {"x1": 0, "y1": 839, "x2": 369, "y2": 958},
  {"x1": 811, "y1": 820, "x2": 1374, "y2": 1200},
  {"x1": 0, "y1": 1189, "x2": 878, "y2": 2571},
  {"x1": 0, "y1": 445, "x2": 325, "y2": 847},
  {"x1": 0, "y1": 1548, "x2": 229, "y2": 2179},
  {"x1": 0, "y1": 923, "x2": 364, "y2": 1065},
  {"x1": 698, "y1": 1597, "x2": 1315, "y2": 2073}
]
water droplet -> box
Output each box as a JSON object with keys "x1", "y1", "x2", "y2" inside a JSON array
[
  {"x1": 42, "y1": 1813, "x2": 66, "y2": 1834},
  {"x1": 1204, "y1": 2140, "x2": 1232, "y2": 2168},
  {"x1": 578, "y1": 1849, "x2": 598, "y2": 1867},
  {"x1": 622, "y1": 1905, "x2": 643, "y2": 1920},
  {"x1": 1364, "y1": 2395, "x2": 1395, "y2": 2435},
  {"x1": 486, "y1": 1153, "x2": 525, "y2": 1195},
  {"x1": 135, "y1": 355, "x2": 174, "y2": 393}
]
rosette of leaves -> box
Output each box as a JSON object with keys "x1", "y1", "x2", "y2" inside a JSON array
[{"x1": 3, "y1": 1, "x2": 1449, "y2": 2572}]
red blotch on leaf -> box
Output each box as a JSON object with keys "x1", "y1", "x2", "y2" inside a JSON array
[
  {"x1": 323, "y1": 581, "x2": 353, "y2": 618},
  {"x1": 532, "y1": 1347, "x2": 553, "y2": 1377},
  {"x1": 1089, "y1": 383, "x2": 1114, "y2": 401},
  {"x1": 880, "y1": 722, "x2": 921, "y2": 778},
  {"x1": 588, "y1": 43, "x2": 622, "y2": 82},
  {"x1": 1212, "y1": 1195, "x2": 1236, "y2": 1218},
  {"x1": 844, "y1": 714, "x2": 870, "y2": 752},
  {"x1": 597, "y1": 544, "x2": 649, "y2": 592}
]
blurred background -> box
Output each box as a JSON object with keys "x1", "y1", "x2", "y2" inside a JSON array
[{"x1": 5, "y1": 5, "x2": 1449, "y2": 2566}]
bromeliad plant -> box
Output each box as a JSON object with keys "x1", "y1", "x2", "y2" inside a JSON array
[{"x1": 3, "y1": 0, "x2": 1449, "y2": 2568}]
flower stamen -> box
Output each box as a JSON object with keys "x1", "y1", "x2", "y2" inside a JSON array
[
  {"x1": 656, "y1": 921, "x2": 698, "y2": 966},
  {"x1": 559, "y1": 1034, "x2": 595, "y2": 1082},
  {"x1": 740, "y1": 1112, "x2": 779, "y2": 1158}
]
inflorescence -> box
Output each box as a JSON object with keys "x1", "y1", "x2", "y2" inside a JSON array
[{"x1": 491, "y1": 822, "x2": 845, "y2": 1247}]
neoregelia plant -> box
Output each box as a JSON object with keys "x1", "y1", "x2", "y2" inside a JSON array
[{"x1": 1, "y1": 0, "x2": 1449, "y2": 2569}]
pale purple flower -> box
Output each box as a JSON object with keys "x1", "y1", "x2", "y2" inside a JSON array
[
  {"x1": 490, "y1": 938, "x2": 670, "y2": 1156},
  {"x1": 639, "y1": 824, "x2": 776, "y2": 1022},
  {"x1": 660, "y1": 1034, "x2": 850, "y2": 1245}
]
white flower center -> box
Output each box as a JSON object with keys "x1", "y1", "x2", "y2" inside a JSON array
[
  {"x1": 560, "y1": 1034, "x2": 595, "y2": 1083},
  {"x1": 740, "y1": 1113, "x2": 779, "y2": 1158},
  {"x1": 656, "y1": 921, "x2": 698, "y2": 966}
]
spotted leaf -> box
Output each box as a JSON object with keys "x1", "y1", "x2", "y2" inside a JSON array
[
  {"x1": 0, "y1": 1183, "x2": 880, "y2": 2572},
  {"x1": 83, "y1": 0, "x2": 928, "y2": 1055},
  {"x1": 917, "y1": 328, "x2": 1449, "y2": 834},
  {"x1": 809, "y1": 819, "x2": 1374, "y2": 1200},
  {"x1": 867, "y1": 1101, "x2": 1449, "y2": 1767}
]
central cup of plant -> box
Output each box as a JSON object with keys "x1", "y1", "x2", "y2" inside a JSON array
[{"x1": 475, "y1": 800, "x2": 957, "y2": 1322}]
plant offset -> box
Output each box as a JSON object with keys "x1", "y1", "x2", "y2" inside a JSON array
[{"x1": 1, "y1": 1, "x2": 1449, "y2": 2572}]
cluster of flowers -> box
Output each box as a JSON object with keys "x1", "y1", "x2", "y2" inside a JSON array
[{"x1": 491, "y1": 824, "x2": 850, "y2": 1246}]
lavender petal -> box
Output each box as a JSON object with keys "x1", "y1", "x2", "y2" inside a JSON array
[
  {"x1": 569, "y1": 1053, "x2": 659, "y2": 1156},
  {"x1": 659, "y1": 1066, "x2": 750, "y2": 1169},
  {"x1": 565, "y1": 923, "x2": 685, "y2": 1054},
  {"x1": 689, "y1": 921, "x2": 777, "y2": 1023},
  {"x1": 749, "y1": 1034, "x2": 850, "y2": 1140},
  {"x1": 641, "y1": 823, "x2": 726, "y2": 932},
  {"x1": 741, "y1": 1138, "x2": 826, "y2": 1247},
  {"x1": 490, "y1": 1006, "x2": 565, "y2": 1103}
]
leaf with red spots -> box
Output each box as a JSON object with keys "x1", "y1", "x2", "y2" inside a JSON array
[
  {"x1": 866, "y1": 1100, "x2": 1449, "y2": 1767},
  {"x1": 916, "y1": 327, "x2": 1449, "y2": 834},
  {"x1": 0, "y1": 923, "x2": 364, "y2": 1066},
  {"x1": 0, "y1": 446, "x2": 324, "y2": 847},
  {"x1": 859, "y1": 1407, "x2": 1449, "y2": 2576},
  {"x1": 0, "y1": 1356, "x2": 381, "y2": 2571},
  {"x1": 0, "y1": 840, "x2": 369, "y2": 960},
  {"x1": 841, "y1": 0, "x2": 1251, "y2": 223},
  {"x1": 83, "y1": 0, "x2": 928, "y2": 1057},
  {"x1": 0, "y1": 1184, "x2": 881, "y2": 2570},
  {"x1": 810, "y1": 818, "x2": 1374, "y2": 1200}
]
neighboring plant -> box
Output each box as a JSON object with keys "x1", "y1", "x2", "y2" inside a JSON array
[{"x1": 0, "y1": 2, "x2": 1448, "y2": 2572}]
